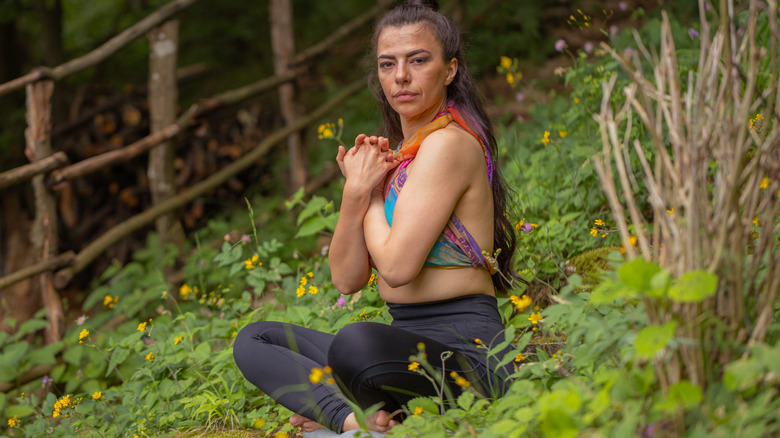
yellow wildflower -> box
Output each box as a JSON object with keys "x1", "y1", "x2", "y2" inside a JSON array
[
  {"x1": 369, "y1": 273, "x2": 377, "y2": 283},
  {"x1": 180, "y1": 283, "x2": 193, "y2": 301},
  {"x1": 573, "y1": 97, "x2": 580, "y2": 103},
  {"x1": 300, "y1": 276, "x2": 309, "y2": 286},
  {"x1": 78, "y1": 329, "x2": 89, "y2": 343},
  {"x1": 628, "y1": 236, "x2": 638, "y2": 247},
  {"x1": 324, "y1": 366, "x2": 332, "y2": 373},
  {"x1": 541, "y1": 130, "x2": 551, "y2": 146},
  {"x1": 8, "y1": 416, "x2": 18, "y2": 428},
  {"x1": 594, "y1": 219, "x2": 604, "y2": 226},
  {"x1": 92, "y1": 391, "x2": 102, "y2": 400},
  {"x1": 174, "y1": 335, "x2": 183, "y2": 345},
  {"x1": 326, "y1": 377, "x2": 335, "y2": 385},
  {"x1": 528, "y1": 311, "x2": 543, "y2": 325},
  {"x1": 450, "y1": 371, "x2": 458, "y2": 378},
  {"x1": 590, "y1": 228, "x2": 598, "y2": 237},
  {"x1": 309, "y1": 367, "x2": 324, "y2": 384},
  {"x1": 515, "y1": 352, "x2": 526, "y2": 362},
  {"x1": 274, "y1": 432, "x2": 290, "y2": 438},
  {"x1": 102, "y1": 294, "x2": 119, "y2": 308},
  {"x1": 530, "y1": 223, "x2": 538, "y2": 229},
  {"x1": 510, "y1": 294, "x2": 533, "y2": 313},
  {"x1": 253, "y1": 418, "x2": 265, "y2": 429},
  {"x1": 412, "y1": 406, "x2": 424, "y2": 417},
  {"x1": 667, "y1": 208, "x2": 674, "y2": 216},
  {"x1": 753, "y1": 217, "x2": 759, "y2": 226},
  {"x1": 455, "y1": 376, "x2": 471, "y2": 387},
  {"x1": 515, "y1": 219, "x2": 525, "y2": 232},
  {"x1": 506, "y1": 73, "x2": 515, "y2": 86},
  {"x1": 499, "y1": 56, "x2": 512, "y2": 69},
  {"x1": 558, "y1": 130, "x2": 568, "y2": 138},
  {"x1": 408, "y1": 361, "x2": 420, "y2": 372},
  {"x1": 308, "y1": 285, "x2": 318, "y2": 295},
  {"x1": 307, "y1": 271, "x2": 314, "y2": 278},
  {"x1": 137, "y1": 322, "x2": 147, "y2": 332},
  {"x1": 296, "y1": 285, "x2": 305, "y2": 298},
  {"x1": 760, "y1": 177, "x2": 769, "y2": 189},
  {"x1": 145, "y1": 352, "x2": 154, "y2": 362}
]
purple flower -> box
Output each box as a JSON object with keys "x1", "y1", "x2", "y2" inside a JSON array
[
  {"x1": 619, "y1": 1, "x2": 627, "y2": 11},
  {"x1": 522, "y1": 222, "x2": 532, "y2": 232},
  {"x1": 42, "y1": 376, "x2": 52, "y2": 387},
  {"x1": 584, "y1": 42, "x2": 594, "y2": 54},
  {"x1": 555, "y1": 39, "x2": 566, "y2": 52},
  {"x1": 689, "y1": 28, "x2": 699, "y2": 38},
  {"x1": 336, "y1": 297, "x2": 346, "y2": 308},
  {"x1": 705, "y1": 3, "x2": 711, "y2": 11},
  {"x1": 610, "y1": 25, "x2": 618, "y2": 40},
  {"x1": 515, "y1": 92, "x2": 525, "y2": 102},
  {"x1": 321, "y1": 245, "x2": 330, "y2": 256},
  {"x1": 76, "y1": 314, "x2": 87, "y2": 326},
  {"x1": 241, "y1": 234, "x2": 252, "y2": 244}
]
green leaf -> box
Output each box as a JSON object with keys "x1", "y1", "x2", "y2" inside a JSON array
[
  {"x1": 11, "y1": 319, "x2": 49, "y2": 342},
  {"x1": 285, "y1": 187, "x2": 305, "y2": 210},
  {"x1": 457, "y1": 391, "x2": 475, "y2": 410},
  {"x1": 406, "y1": 396, "x2": 439, "y2": 414},
  {"x1": 4, "y1": 404, "x2": 35, "y2": 418},
  {"x1": 667, "y1": 270, "x2": 717, "y2": 303},
  {"x1": 0, "y1": 340, "x2": 29, "y2": 370},
  {"x1": 540, "y1": 408, "x2": 578, "y2": 438},
  {"x1": 295, "y1": 216, "x2": 326, "y2": 238},
  {"x1": 287, "y1": 306, "x2": 312, "y2": 326},
  {"x1": 296, "y1": 196, "x2": 328, "y2": 226},
  {"x1": 617, "y1": 258, "x2": 661, "y2": 293},
  {"x1": 193, "y1": 342, "x2": 212, "y2": 362},
  {"x1": 634, "y1": 322, "x2": 676, "y2": 359},
  {"x1": 27, "y1": 341, "x2": 63, "y2": 366},
  {"x1": 654, "y1": 380, "x2": 703, "y2": 413},
  {"x1": 106, "y1": 347, "x2": 130, "y2": 377}
]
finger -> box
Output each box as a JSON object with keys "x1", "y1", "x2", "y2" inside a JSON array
[
  {"x1": 378, "y1": 137, "x2": 390, "y2": 152},
  {"x1": 336, "y1": 145, "x2": 346, "y2": 162},
  {"x1": 368, "y1": 135, "x2": 379, "y2": 145},
  {"x1": 354, "y1": 133, "x2": 367, "y2": 146}
]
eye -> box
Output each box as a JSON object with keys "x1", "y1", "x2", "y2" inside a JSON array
[
  {"x1": 379, "y1": 61, "x2": 394, "y2": 69},
  {"x1": 411, "y1": 57, "x2": 428, "y2": 65}
]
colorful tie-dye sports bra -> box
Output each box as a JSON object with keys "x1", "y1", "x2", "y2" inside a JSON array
[{"x1": 383, "y1": 107, "x2": 498, "y2": 274}]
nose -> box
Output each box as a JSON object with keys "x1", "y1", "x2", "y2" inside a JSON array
[{"x1": 394, "y1": 63, "x2": 409, "y2": 84}]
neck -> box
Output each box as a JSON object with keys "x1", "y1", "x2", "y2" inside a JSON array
[{"x1": 400, "y1": 99, "x2": 448, "y2": 141}]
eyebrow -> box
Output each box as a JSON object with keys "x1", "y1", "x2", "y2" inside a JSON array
[{"x1": 377, "y1": 49, "x2": 432, "y2": 60}]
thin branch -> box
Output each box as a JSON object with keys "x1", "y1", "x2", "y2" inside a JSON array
[
  {"x1": 0, "y1": 151, "x2": 68, "y2": 190},
  {"x1": 0, "y1": 0, "x2": 198, "y2": 97}
]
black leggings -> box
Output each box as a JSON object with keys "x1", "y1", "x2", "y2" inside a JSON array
[{"x1": 232, "y1": 294, "x2": 511, "y2": 432}]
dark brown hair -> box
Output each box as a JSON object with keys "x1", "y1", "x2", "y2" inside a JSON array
[{"x1": 370, "y1": 0, "x2": 518, "y2": 294}]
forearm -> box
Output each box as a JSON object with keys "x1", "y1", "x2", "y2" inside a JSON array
[
  {"x1": 329, "y1": 183, "x2": 373, "y2": 294},
  {"x1": 363, "y1": 190, "x2": 421, "y2": 287}
]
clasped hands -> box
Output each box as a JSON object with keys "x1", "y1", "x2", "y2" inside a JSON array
[{"x1": 336, "y1": 134, "x2": 401, "y2": 193}]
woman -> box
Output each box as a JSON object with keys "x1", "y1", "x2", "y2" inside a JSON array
[{"x1": 233, "y1": 0, "x2": 517, "y2": 435}]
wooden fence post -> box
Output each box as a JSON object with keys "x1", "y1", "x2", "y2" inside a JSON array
[
  {"x1": 147, "y1": 20, "x2": 181, "y2": 245},
  {"x1": 270, "y1": 0, "x2": 306, "y2": 193},
  {"x1": 24, "y1": 79, "x2": 64, "y2": 344}
]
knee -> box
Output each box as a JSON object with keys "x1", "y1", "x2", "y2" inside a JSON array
[
  {"x1": 233, "y1": 321, "x2": 274, "y2": 370},
  {"x1": 328, "y1": 322, "x2": 387, "y2": 377}
]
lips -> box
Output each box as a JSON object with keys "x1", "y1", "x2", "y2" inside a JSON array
[{"x1": 393, "y1": 90, "x2": 417, "y2": 102}]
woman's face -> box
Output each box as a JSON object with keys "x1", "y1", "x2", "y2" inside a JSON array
[{"x1": 376, "y1": 23, "x2": 457, "y2": 125}]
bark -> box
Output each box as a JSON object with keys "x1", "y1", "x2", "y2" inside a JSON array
[
  {"x1": 147, "y1": 20, "x2": 180, "y2": 244},
  {"x1": 0, "y1": 151, "x2": 68, "y2": 190},
  {"x1": 0, "y1": 0, "x2": 199, "y2": 97},
  {"x1": 270, "y1": 0, "x2": 306, "y2": 192},
  {"x1": 24, "y1": 80, "x2": 64, "y2": 344}
]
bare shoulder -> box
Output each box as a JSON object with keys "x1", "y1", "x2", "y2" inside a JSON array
[{"x1": 415, "y1": 124, "x2": 484, "y2": 172}]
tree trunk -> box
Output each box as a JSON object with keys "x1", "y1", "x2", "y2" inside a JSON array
[
  {"x1": 32, "y1": 0, "x2": 65, "y2": 67},
  {"x1": 24, "y1": 80, "x2": 64, "y2": 344},
  {"x1": 147, "y1": 20, "x2": 181, "y2": 245},
  {"x1": 270, "y1": 0, "x2": 306, "y2": 193}
]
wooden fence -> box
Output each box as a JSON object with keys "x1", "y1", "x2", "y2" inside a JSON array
[{"x1": 0, "y1": 0, "x2": 391, "y2": 386}]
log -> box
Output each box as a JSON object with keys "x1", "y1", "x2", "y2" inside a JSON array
[
  {"x1": 0, "y1": 0, "x2": 198, "y2": 97},
  {"x1": 147, "y1": 20, "x2": 180, "y2": 243},
  {"x1": 0, "y1": 251, "x2": 74, "y2": 290},
  {"x1": 271, "y1": 0, "x2": 306, "y2": 191},
  {"x1": 54, "y1": 79, "x2": 365, "y2": 288},
  {"x1": 24, "y1": 80, "x2": 64, "y2": 344},
  {"x1": 0, "y1": 151, "x2": 68, "y2": 190}
]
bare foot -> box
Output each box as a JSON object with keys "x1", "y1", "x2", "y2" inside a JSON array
[
  {"x1": 290, "y1": 414, "x2": 326, "y2": 432},
  {"x1": 341, "y1": 410, "x2": 399, "y2": 433}
]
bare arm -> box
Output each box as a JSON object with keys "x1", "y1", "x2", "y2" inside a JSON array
[
  {"x1": 329, "y1": 136, "x2": 397, "y2": 294},
  {"x1": 363, "y1": 128, "x2": 484, "y2": 287}
]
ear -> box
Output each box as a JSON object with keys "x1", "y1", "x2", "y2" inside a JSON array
[{"x1": 445, "y1": 57, "x2": 458, "y2": 86}]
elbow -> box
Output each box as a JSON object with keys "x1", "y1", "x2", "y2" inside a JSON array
[
  {"x1": 332, "y1": 279, "x2": 362, "y2": 295},
  {"x1": 378, "y1": 265, "x2": 418, "y2": 288}
]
